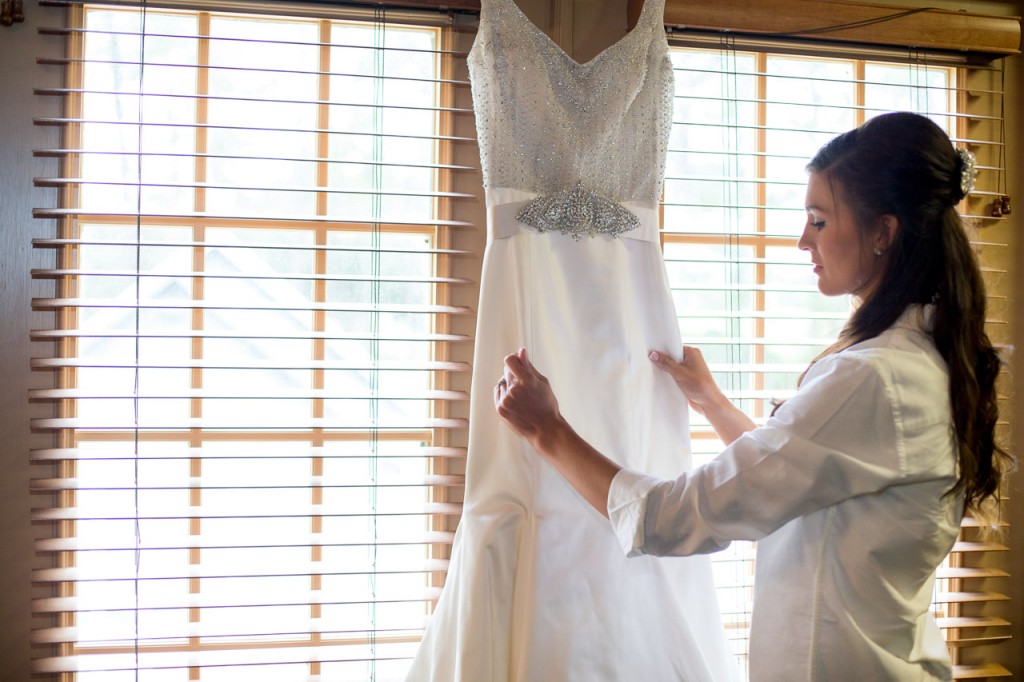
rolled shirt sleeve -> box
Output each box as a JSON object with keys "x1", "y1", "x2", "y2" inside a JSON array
[
  {"x1": 607, "y1": 468, "x2": 662, "y2": 556},
  {"x1": 608, "y1": 350, "x2": 940, "y2": 558}
]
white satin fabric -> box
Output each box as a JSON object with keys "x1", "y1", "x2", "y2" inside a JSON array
[
  {"x1": 406, "y1": 0, "x2": 735, "y2": 678},
  {"x1": 407, "y1": 189, "x2": 735, "y2": 681}
]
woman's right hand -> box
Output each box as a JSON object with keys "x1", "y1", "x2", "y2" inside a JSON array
[
  {"x1": 650, "y1": 346, "x2": 756, "y2": 444},
  {"x1": 494, "y1": 348, "x2": 564, "y2": 446},
  {"x1": 649, "y1": 346, "x2": 726, "y2": 415}
]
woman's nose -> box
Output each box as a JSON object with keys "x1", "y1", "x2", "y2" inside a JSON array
[{"x1": 797, "y1": 224, "x2": 812, "y2": 252}]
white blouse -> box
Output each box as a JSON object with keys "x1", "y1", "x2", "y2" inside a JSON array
[{"x1": 608, "y1": 306, "x2": 962, "y2": 681}]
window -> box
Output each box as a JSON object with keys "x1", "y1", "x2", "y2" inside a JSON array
[
  {"x1": 664, "y1": 40, "x2": 1011, "y2": 678},
  {"x1": 32, "y1": 5, "x2": 1011, "y2": 681},
  {"x1": 32, "y1": 5, "x2": 469, "y2": 680}
]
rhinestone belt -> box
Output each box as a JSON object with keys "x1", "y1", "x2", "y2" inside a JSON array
[{"x1": 515, "y1": 182, "x2": 641, "y2": 241}]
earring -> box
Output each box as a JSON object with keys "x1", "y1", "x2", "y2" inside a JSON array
[{"x1": 873, "y1": 247, "x2": 883, "y2": 256}]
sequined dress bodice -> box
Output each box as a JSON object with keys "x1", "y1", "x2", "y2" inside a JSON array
[{"x1": 467, "y1": 0, "x2": 673, "y2": 205}]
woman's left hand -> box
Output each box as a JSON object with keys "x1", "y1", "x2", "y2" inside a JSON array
[{"x1": 494, "y1": 347, "x2": 563, "y2": 444}]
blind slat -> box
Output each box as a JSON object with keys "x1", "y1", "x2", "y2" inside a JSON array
[
  {"x1": 37, "y1": 86, "x2": 475, "y2": 116},
  {"x1": 35, "y1": 532, "x2": 458, "y2": 552},
  {"x1": 946, "y1": 635, "x2": 1013, "y2": 648},
  {"x1": 32, "y1": 298, "x2": 473, "y2": 315},
  {"x1": 31, "y1": 621, "x2": 439, "y2": 645},
  {"x1": 32, "y1": 503, "x2": 465, "y2": 521},
  {"x1": 38, "y1": 25, "x2": 467, "y2": 57},
  {"x1": 670, "y1": 65, "x2": 1006, "y2": 98},
  {"x1": 32, "y1": 268, "x2": 473, "y2": 286},
  {"x1": 39, "y1": 57, "x2": 473, "y2": 88},
  {"x1": 950, "y1": 540, "x2": 1010, "y2": 553},
  {"x1": 30, "y1": 358, "x2": 471, "y2": 370},
  {"x1": 34, "y1": 148, "x2": 477, "y2": 172},
  {"x1": 29, "y1": 388, "x2": 469, "y2": 400},
  {"x1": 32, "y1": 208, "x2": 474, "y2": 227},
  {"x1": 952, "y1": 664, "x2": 1013, "y2": 679},
  {"x1": 30, "y1": 330, "x2": 473, "y2": 342},
  {"x1": 32, "y1": 238, "x2": 473, "y2": 257},
  {"x1": 32, "y1": 473, "x2": 465, "y2": 489},
  {"x1": 31, "y1": 417, "x2": 470, "y2": 431},
  {"x1": 931, "y1": 591, "x2": 1010, "y2": 605},
  {"x1": 937, "y1": 616, "x2": 1012, "y2": 629},
  {"x1": 677, "y1": 310, "x2": 850, "y2": 320},
  {"x1": 670, "y1": 119, "x2": 1007, "y2": 149},
  {"x1": 936, "y1": 567, "x2": 1010, "y2": 580},
  {"x1": 30, "y1": 446, "x2": 467, "y2": 461},
  {"x1": 34, "y1": 117, "x2": 477, "y2": 143},
  {"x1": 31, "y1": 643, "x2": 420, "y2": 675},
  {"x1": 34, "y1": 178, "x2": 477, "y2": 200},
  {"x1": 958, "y1": 517, "x2": 1010, "y2": 529},
  {"x1": 679, "y1": 336, "x2": 837, "y2": 345},
  {"x1": 33, "y1": 560, "x2": 451, "y2": 582}
]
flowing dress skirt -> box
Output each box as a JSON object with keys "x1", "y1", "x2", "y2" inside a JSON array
[{"x1": 407, "y1": 189, "x2": 735, "y2": 681}]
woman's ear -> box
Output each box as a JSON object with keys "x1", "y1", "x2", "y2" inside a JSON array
[{"x1": 876, "y1": 214, "x2": 899, "y2": 252}]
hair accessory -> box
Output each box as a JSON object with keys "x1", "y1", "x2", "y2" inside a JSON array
[{"x1": 956, "y1": 148, "x2": 976, "y2": 198}]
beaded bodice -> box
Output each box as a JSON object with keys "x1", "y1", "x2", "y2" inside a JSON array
[{"x1": 468, "y1": 0, "x2": 673, "y2": 206}]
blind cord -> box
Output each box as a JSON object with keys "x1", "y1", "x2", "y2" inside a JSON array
[
  {"x1": 133, "y1": 1, "x2": 148, "y2": 678},
  {"x1": 368, "y1": 8, "x2": 387, "y2": 680},
  {"x1": 998, "y1": 63, "x2": 1006, "y2": 198},
  {"x1": 763, "y1": 7, "x2": 934, "y2": 37},
  {"x1": 718, "y1": 34, "x2": 740, "y2": 398}
]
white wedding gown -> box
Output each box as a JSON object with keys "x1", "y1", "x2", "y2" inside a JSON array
[{"x1": 407, "y1": 0, "x2": 735, "y2": 679}]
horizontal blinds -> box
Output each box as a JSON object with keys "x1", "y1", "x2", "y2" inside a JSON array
[
  {"x1": 662, "y1": 42, "x2": 1008, "y2": 413},
  {"x1": 663, "y1": 42, "x2": 1011, "y2": 679},
  {"x1": 32, "y1": 2, "x2": 471, "y2": 679}
]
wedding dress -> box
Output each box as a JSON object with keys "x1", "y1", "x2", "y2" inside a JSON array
[{"x1": 407, "y1": 0, "x2": 735, "y2": 679}]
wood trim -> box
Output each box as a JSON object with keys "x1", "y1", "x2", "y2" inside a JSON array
[
  {"x1": 551, "y1": 0, "x2": 573, "y2": 56},
  {"x1": 381, "y1": 0, "x2": 1021, "y2": 56},
  {"x1": 661, "y1": 0, "x2": 1020, "y2": 57},
  {"x1": 43, "y1": 0, "x2": 1021, "y2": 55}
]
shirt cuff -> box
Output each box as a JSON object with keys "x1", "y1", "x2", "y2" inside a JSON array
[{"x1": 607, "y1": 468, "x2": 662, "y2": 557}]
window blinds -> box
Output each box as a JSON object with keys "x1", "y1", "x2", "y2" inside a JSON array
[
  {"x1": 30, "y1": 3, "x2": 474, "y2": 679},
  {"x1": 30, "y1": 4, "x2": 1014, "y2": 681}
]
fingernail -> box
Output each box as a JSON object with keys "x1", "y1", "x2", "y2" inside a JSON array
[{"x1": 649, "y1": 351, "x2": 660, "y2": 362}]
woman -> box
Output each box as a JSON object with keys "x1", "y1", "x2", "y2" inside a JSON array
[{"x1": 493, "y1": 112, "x2": 1012, "y2": 681}]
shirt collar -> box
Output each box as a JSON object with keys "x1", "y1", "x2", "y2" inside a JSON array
[{"x1": 890, "y1": 303, "x2": 935, "y2": 335}]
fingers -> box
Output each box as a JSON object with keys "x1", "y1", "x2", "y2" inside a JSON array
[
  {"x1": 504, "y1": 347, "x2": 532, "y2": 382},
  {"x1": 650, "y1": 346, "x2": 700, "y2": 369},
  {"x1": 649, "y1": 348, "x2": 680, "y2": 374},
  {"x1": 496, "y1": 348, "x2": 529, "y2": 405}
]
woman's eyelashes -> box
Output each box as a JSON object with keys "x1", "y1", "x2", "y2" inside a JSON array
[{"x1": 809, "y1": 218, "x2": 826, "y2": 230}]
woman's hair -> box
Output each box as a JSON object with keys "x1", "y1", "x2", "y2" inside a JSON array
[{"x1": 805, "y1": 111, "x2": 1012, "y2": 515}]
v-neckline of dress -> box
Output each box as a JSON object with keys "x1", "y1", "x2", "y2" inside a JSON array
[{"x1": 502, "y1": 0, "x2": 651, "y2": 69}]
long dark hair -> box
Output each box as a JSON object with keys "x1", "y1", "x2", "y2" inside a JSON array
[{"x1": 805, "y1": 112, "x2": 1011, "y2": 515}]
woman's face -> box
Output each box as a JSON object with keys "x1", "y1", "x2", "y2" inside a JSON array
[{"x1": 798, "y1": 171, "x2": 879, "y2": 300}]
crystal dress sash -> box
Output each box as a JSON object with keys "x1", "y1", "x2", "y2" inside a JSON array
[{"x1": 486, "y1": 188, "x2": 660, "y2": 243}]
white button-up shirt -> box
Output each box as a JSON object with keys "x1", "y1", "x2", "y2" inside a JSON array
[{"x1": 608, "y1": 306, "x2": 961, "y2": 681}]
